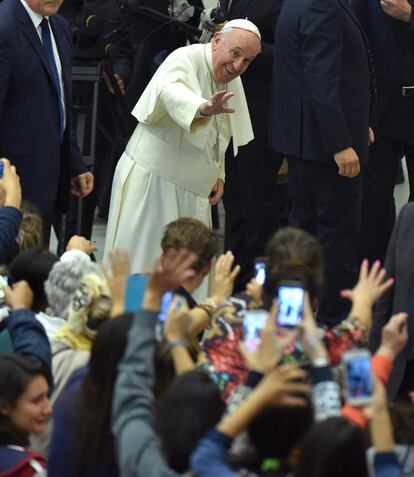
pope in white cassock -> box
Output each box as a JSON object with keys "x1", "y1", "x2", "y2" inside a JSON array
[{"x1": 103, "y1": 19, "x2": 261, "y2": 294}]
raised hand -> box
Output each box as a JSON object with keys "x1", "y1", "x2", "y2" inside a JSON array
[
  {"x1": 66, "y1": 235, "x2": 96, "y2": 256},
  {"x1": 165, "y1": 298, "x2": 192, "y2": 342},
  {"x1": 299, "y1": 292, "x2": 327, "y2": 361},
  {"x1": 146, "y1": 249, "x2": 198, "y2": 307},
  {"x1": 341, "y1": 259, "x2": 394, "y2": 306},
  {"x1": 101, "y1": 250, "x2": 131, "y2": 317},
  {"x1": 377, "y1": 312, "x2": 409, "y2": 362},
  {"x1": 255, "y1": 363, "x2": 310, "y2": 407},
  {"x1": 199, "y1": 90, "x2": 235, "y2": 116},
  {"x1": 5, "y1": 280, "x2": 34, "y2": 311},
  {"x1": 0, "y1": 157, "x2": 21, "y2": 208},
  {"x1": 240, "y1": 304, "x2": 298, "y2": 374},
  {"x1": 211, "y1": 251, "x2": 240, "y2": 305}
]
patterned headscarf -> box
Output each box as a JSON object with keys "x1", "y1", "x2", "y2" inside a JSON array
[{"x1": 54, "y1": 273, "x2": 112, "y2": 351}]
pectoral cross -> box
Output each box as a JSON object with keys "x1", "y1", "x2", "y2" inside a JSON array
[{"x1": 214, "y1": 135, "x2": 220, "y2": 163}]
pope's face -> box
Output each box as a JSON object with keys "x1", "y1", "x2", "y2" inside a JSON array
[
  {"x1": 211, "y1": 28, "x2": 261, "y2": 84},
  {"x1": 25, "y1": 0, "x2": 63, "y2": 16}
]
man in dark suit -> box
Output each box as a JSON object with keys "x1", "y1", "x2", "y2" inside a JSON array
[
  {"x1": 0, "y1": 0, "x2": 94, "y2": 243},
  {"x1": 270, "y1": 0, "x2": 372, "y2": 325},
  {"x1": 223, "y1": 0, "x2": 288, "y2": 292},
  {"x1": 369, "y1": 202, "x2": 414, "y2": 400},
  {"x1": 353, "y1": 0, "x2": 414, "y2": 265}
]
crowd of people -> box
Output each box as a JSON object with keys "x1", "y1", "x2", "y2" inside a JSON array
[
  {"x1": 1, "y1": 0, "x2": 414, "y2": 474},
  {"x1": 1, "y1": 155, "x2": 414, "y2": 477}
]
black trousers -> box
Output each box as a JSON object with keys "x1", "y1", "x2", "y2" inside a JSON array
[
  {"x1": 360, "y1": 134, "x2": 414, "y2": 264},
  {"x1": 287, "y1": 157, "x2": 362, "y2": 326},
  {"x1": 223, "y1": 139, "x2": 287, "y2": 292}
]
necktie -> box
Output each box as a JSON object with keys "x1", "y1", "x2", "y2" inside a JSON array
[{"x1": 40, "y1": 18, "x2": 64, "y2": 141}]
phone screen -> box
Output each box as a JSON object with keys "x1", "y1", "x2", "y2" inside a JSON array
[
  {"x1": 158, "y1": 292, "x2": 187, "y2": 323},
  {"x1": 276, "y1": 284, "x2": 304, "y2": 327},
  {"x1": 255, "y1": 262, "x2": 266, "y2": 286},
  {"x1": 242, "y1": 309, "x2": 268, "y2": 352},
  {"x1": 0, "y1": 275, "x2": 9, "y2": 304},
  {"x1": 158, "y1": 291, "x2": 173, "y2": 323},
  {"x1": 0, "y1": 162, "x2": 4, "y2": 179},
  {"x1": 124, "y1": 274, "x2": 148, "y2": 313},
  {"x1": 345, "y1": 354, "x2": 373, "y2": 403}
]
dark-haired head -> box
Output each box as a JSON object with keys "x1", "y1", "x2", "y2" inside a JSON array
[
  {"x1": 74, "y1": 313, "x2": 133, "y2": 477},
  {"x1": 0, "y1": 353, "x2": 51, "y2": 447},
  {"x1": 228, "y1": 401, "x2": 314, "y2": 473},
  {"x1": 8, "y1": 247, "x2": 59, "y2": 311},
  {"x1": 264, "y1": 228, "x2": 323, "y2": 303},
  {"x1": 249, "y1": 402, "x2": 313, "y2": 459},
  {"x1": 296, "y1": 417, "x2": 369, "y2": 477},
  {"x1": 157, "y1": 370, "x2": 226, "y2": 473}
]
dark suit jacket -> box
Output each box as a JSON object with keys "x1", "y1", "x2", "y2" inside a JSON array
[
  {"x1": 0, "y1": 0, "x2": 86, "y2": 217},
  {"x1": 352, "y1": 0, "x2": 414, "y2": 129},
  {"x1": 369, "y1": 202, "x2": 414, "y2": 400},
  {"x1": 269, "y1": 0, "x2": 371, "y2": 163},
  {"x1": 227, "y1": 0, "x2": 283, "y2": 140}
]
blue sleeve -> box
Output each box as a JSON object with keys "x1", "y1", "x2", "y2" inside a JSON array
[
  {"x1": 374, "y1": 452, "x2": 402, "y2": 477},
  {"x1": 0, "y1": 207, "x2": 21, "y2": 265},
  {"x1": 112, "y1": 310, "x2": 180, "y2": 477},
  {"x1": 48, "y1": 378, "x2": 83, "y2": 477},
  {"x1": 7, "y1": 309, "x2": 53, "y2": 389},
  {"x1": 190, "y1": 429, "x2": 237, "y2": 477}
]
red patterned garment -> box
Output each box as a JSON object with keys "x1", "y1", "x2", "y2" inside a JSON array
[{"x1": 198, "y1": 293, "x2": 368, "y2": 402}]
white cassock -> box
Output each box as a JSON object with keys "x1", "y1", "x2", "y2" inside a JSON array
[{"x1": 104, "y1": 42, "x2": 254, "y2": 299}]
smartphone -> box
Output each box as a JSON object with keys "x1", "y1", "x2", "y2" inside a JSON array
[
  {"x1": 276, "y1": 281, "x2": 305, "y2": 327},
  {"x1": 342, "y1": 349, "x2": 373, "y2": 407},
  {"x1": 242, "y1": 309, "x2": 268, "y2": 352},
  {"x1": 158, "y1": 292, "x2": 186, "y2": 323},
  {"x1": 0, "y1": 162, "x2": 3, "y2": 179},
  {"x1": 124, "y1": 274, "x2": 148, "y2": 313},
  {"x1": 254, "y1": 260, "x2": 267, "y2": 286}
]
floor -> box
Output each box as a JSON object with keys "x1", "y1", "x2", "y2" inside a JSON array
[{"x1": 51, "y1": 159, "x2": 411, "y2": 262}]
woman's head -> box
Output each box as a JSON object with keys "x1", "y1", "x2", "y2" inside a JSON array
[
  {"x1": 83, "y1": 313, "x2": 133, "y2": 404},
  {"x1": 296, "y1": 417, "x2": 369, "y2": 477},
  {"x1": 45, "y1": 255, "x2": 100, "y2": 319},
  {"x1": 157, "y1": 371, "x2": 226, "y2": 473},
  {"x1": 8, "y1": 247, "x2": 59, "y2": 311},
  {"x1": 264, "y1": 228, "x2": 323, "y2": 302},
  {"x1": 74, "y1": 314, "x2": 133, "y2": 476},
  {"x1": 18, "y1": 200, "x2": 43, "y2": 253},
  {"x1": 0, "y1": 354, "x2": 51, "y2": 446}
]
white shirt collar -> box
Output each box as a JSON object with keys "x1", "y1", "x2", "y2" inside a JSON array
[{"x1": 19, "y1": 0, "x2": 47, "y2": 30}]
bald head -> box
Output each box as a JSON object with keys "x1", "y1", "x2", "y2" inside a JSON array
[{"x1": 211, "y1": 23, "x2": 261, "y2": 84}]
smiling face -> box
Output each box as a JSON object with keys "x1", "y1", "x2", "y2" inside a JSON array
[
  {"x1": 211, "y1": 28, "x2": 261, "y2": 84},
  {"x1": 25, "y1": 0, "x2": 63, "y2": 16},
  {"x1": 4, "y1": 375, "x2": 52, "y2": 436}
]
